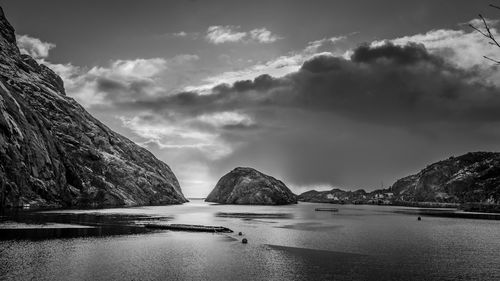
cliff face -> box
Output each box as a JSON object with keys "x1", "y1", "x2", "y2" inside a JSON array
[
  {"x1": 391, "y1": 152, "x2": 500, "y2": 203},
  {"x1": 0, "y1": 7, "x2": 187, "y2": 208},
  {"x1": 205, "y1": 167, "x2": 297, "y2": 205}
]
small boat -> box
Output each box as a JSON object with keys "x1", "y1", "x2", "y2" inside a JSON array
[
  {"x1": 144, "y1": 223, "x2": 233, "y2": 233},
  {"x1": 315, "y1": 208, "x2": 339, "y2": 212}
]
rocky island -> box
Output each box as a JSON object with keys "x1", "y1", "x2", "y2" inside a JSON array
[
  {"x1": 0, "y1": 8, "x2": 187, "y2": 208},
  {"x1": 205, "y1": 167, "x2": 297, "y2": 205}
]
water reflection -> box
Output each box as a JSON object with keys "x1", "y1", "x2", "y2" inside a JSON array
[
  {"x1": 0, "y1": 200, "x2": 499, "y2": 280},
  {"x1": 0, "y1": 211, "x2": 172, "y2": 240}
]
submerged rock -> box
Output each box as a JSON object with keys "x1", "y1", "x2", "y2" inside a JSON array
[
  {"x1": 0, "y1": 7, "x2": 187, "y2": 208},
  {"x1": 205, "y1": 167, "x2": 297, "y2": 205}
]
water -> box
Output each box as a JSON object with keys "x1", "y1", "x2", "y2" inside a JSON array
[{"x1": 1, "y1": 200, "x2": 499, "y2": 280}]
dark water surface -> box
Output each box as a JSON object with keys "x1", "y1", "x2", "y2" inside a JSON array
[{"x1": 1, "y1": 200, "x2": 499, "y2": 280}]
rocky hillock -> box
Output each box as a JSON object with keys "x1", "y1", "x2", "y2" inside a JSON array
[{"x1": 205, "y1": 167, "x2": 297, "y2": 205}]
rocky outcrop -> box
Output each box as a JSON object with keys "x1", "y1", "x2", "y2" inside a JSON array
[
  {"x1": 390, "y1": 152, "x2": 500, "y2": 203},
  {"x1": 205, "y1": 167, "x2": 297, "y2": 205},
  {"x1": 298, "y1": 152, "x2": 500, "y2": 206},
  {"x1": 0, "y1": 7, "x2": 187, "y2": 208}
]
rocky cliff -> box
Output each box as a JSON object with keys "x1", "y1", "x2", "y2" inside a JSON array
[
  {"x1": 391, "y1": 152, "x2": 500, "y2": 203},
  {"x1": 0, "y1": 7, "x2": 187, "y2": 208},
  {"x1": 205, "y1": 167, "x2": 297, "y2": 205},
  {"x1": 299, "y1": 152, "x2": 500, "y2": 205}
]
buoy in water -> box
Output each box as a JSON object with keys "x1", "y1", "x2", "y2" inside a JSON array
[
  {"x1": 417, "y1": 216, "x2": 421, "y2": 221},
  {"x1": 242, "y1": 238, "x2": 248, "y2": 244},
  {"x1": 238, "y1": 232, "x2": 243, "y2": 236}
]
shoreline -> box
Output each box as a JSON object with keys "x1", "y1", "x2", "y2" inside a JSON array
[{"x1": 299, "y1": 200, "x2": 500, "y2": 215}]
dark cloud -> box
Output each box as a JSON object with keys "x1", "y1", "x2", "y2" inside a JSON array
[
  {"x1": 94, "y1": 76, "x2": 160, "y2": 104},
  {"x1": 230, "y1": 74, "x2": 280, "y2": 92},
  {"x1": 117, "y1": 42, "x2": 500, "y2": 128},
  {"x1": 221, "y1": 123, "x2": 259, "y2": 130},
  {"x1": 96, "y1": 77, "x2": 127, "y2": 92},
  {"x1": 350, "y1": 42, "x2": 435, "y2": 64},
  {"x1": 291, "y1": 43, "x2": 499, "y2": 125}
]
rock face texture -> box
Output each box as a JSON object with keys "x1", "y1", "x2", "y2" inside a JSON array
[
  {"x1": 391, "y1": 152, "x2": 500, "y2": 203},
  {"x1": 205, "y1": 167, "x2": 297, "y2": 205},
  {"x1": 0, "y1": 7, "x2": 187, "y2": 208}
]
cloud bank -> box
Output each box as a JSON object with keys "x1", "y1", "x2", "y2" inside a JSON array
[
  {"x1": 108, "y1": 42, "x2": 500, "y2": 193},
  {"x1": 18, "y1": 20, "x2": 500, "y2": 196}
]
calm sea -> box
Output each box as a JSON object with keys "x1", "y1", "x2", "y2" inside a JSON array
[{"x1": 1, "y1": 200, "x2": 499, "y2": 280}]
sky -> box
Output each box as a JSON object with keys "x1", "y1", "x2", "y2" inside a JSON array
[{"x1": 2, "y1": 0, "x2": 500, "y2": 197}]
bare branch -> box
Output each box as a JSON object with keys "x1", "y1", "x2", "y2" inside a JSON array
[
  {"x1": 470, "y1": 9, "x2": 500, "y2": 63},
  {"x1": 489, "y1": 4, "x2": 500, "y2": 10},
  {"x1": 469, "y1": 23, "x2": 490, "y2": 38},
  {"x1": 481, "y1": 14, "x2": 500, "y2": 47},
  {"x1": 483, "y1": 55, "x2": 500, "y2": 64}
]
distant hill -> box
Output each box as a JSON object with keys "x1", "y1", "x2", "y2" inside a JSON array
[
  {"x1": 391, "y1": 152, "x2": 500, "y2": 203},
  {"x1": 298, "y1": 152, "x2": 500, "y2": 209},
  {"x1": 298, "y1": 189, "x2": 368, "y2": 204}
]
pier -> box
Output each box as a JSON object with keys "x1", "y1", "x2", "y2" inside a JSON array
[
  {"x1": 145, "y1": 224, "x2": 233, "y2": 233},
  {"x1": 315, "y1": 208, "x2": 339, "y2": 212}
]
